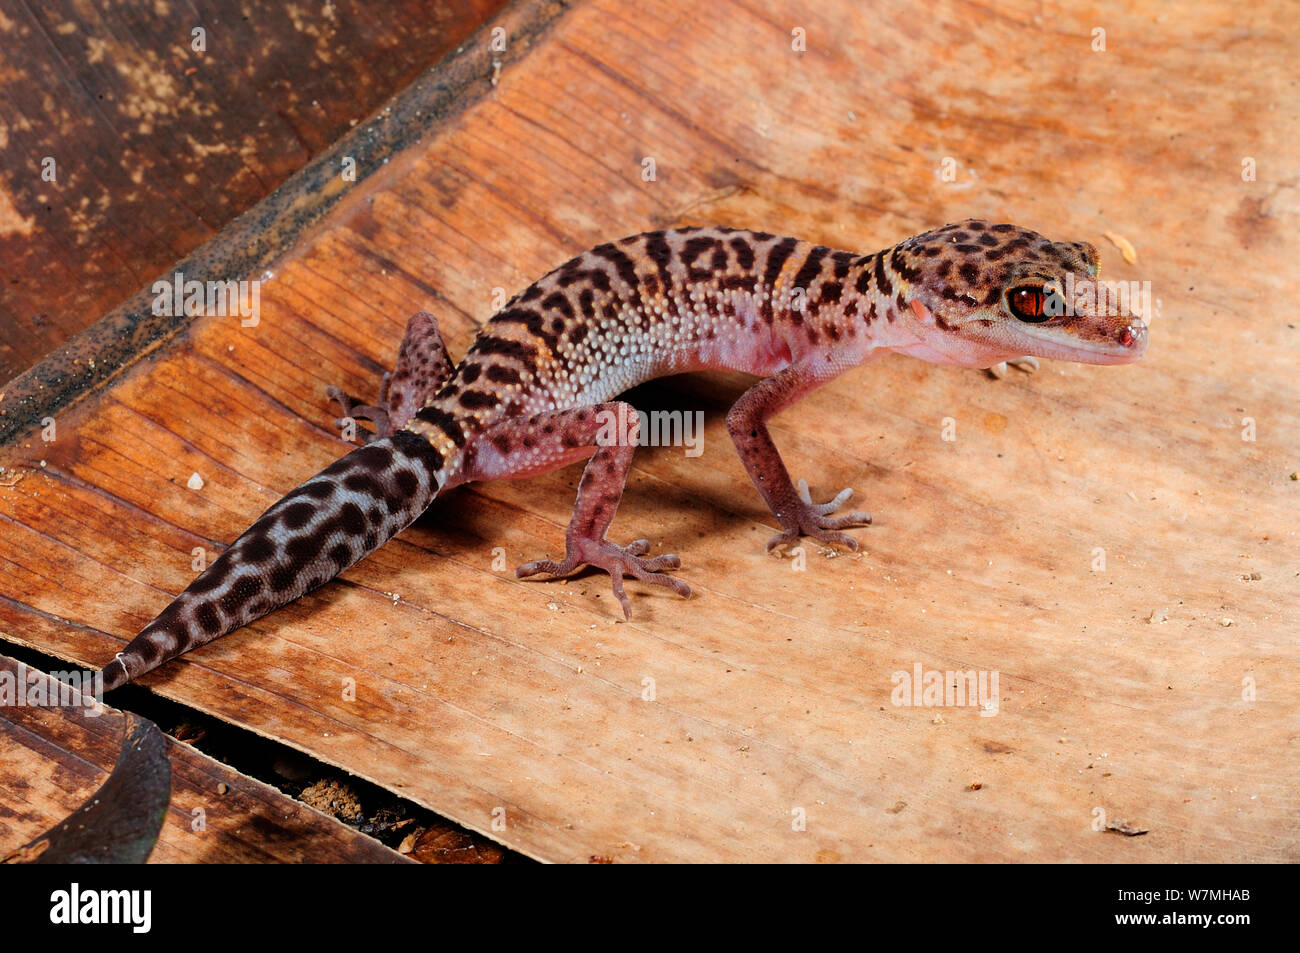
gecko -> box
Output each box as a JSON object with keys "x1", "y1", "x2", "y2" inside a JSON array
[{"x1": 98, "y1": 220, "x2": 1147, "y2": 691}]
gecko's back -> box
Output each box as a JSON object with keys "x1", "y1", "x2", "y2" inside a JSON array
[{"x1": 405, "y1": 227, "x2": 891, "y2": 478}]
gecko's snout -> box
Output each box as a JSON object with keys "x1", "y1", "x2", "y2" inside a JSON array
[{"x1": 1063, "y1": 310, "x2": 1148, "y2": 365}]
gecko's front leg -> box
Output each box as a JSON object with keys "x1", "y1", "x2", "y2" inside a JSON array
[
  {"x1": 463, "y1": 402, "x2": 690, "y2": 617},
  {"x1": 328, "y1": 311, "x2": 456, "y2": 441},
  {"x1": 987, "y1": 356, "x2": 1040, "y2": 379},
  {"x1": 726, "y1": 362, "x2": 873, "y2": 552}
]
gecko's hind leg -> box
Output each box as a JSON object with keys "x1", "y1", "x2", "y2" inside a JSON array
[
  {"x1": 329, "y1": 311, "x2": 455, "y2": 442},
  {"x1": 464, "y1": 403, "x2": 691, "y2": 618}
]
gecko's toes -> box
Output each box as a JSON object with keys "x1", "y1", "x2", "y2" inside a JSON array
[
  {"x1": 326, "y1": 385, "x2": 393, "y2": 441},
  {"x1": 766, "y1": 530, "x2": 800, "y2": 552},
  {"x1": 766, "y1": 487, "x2": 872, "y2": 553},
  {"x1": 986, "y1": 356, "x2": 1039, "y2": 379},
  {"x1": 516, "y1": 557, "x2": 568, "y2": 579},
  {"x1": 797, "y1": 481, "x2": 857, "y2": 517},
  {"x1": 325, "y1": 382, "x2": 390, "y2": 434},
  {"x1": 766, "y1": 527, "x2": 863, "y2": 552},
  {"x1": 326, "y1": 384, "x2": 363, "y2": 416},
  {"x1": 610, "y1": 572, "x2": 633, "y2": 619},
  {"x1": 816, "y1": 530, "x2": 862, "y2": 551},
  {"x1": 819, "y1": 510, "x2": 873, "y2": 531},
  {"x1": 517, "y1": 537, "x2": 690, "y2": 616}
]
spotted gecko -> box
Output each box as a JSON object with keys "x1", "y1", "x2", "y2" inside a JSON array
[{"x1": 99, "y1": 220, "x2": 1147, "y2": 690}]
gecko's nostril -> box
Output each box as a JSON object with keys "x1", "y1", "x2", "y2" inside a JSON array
[{"x1": 1120, "y1": 320, "x2": 1148, "y2": 349}]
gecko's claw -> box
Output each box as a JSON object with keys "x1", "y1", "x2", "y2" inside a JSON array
[
  {"x1": 768, "y1": 482, "x2": 872, "y2": 552},
  {"x1": 327, "y1": 383, "x2": 393, "y2": 443},
  {"x1": 517, "y1": 536, "x2": 691, "y2": 618}
]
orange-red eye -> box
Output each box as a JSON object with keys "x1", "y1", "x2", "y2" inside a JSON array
[{"x1": 1007, "y1": 286, "x2": 1049, "y2": 323}]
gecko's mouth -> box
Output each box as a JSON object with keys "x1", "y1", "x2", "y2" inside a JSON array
[
  {"x1": 1017, "y1": 315, "x2": 1149, "y2": 365},
  {"x1": 910, "y1": 297, "x2": 1149, "y2": 367}
]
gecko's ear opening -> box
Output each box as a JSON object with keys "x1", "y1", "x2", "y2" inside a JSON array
[{"x1": 1077, "y1": 242, "x2": 1100, "y2": 277}]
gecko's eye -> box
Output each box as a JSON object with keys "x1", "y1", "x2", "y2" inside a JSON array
[{"x1": 1006, "y1": 285, "x2": 1056, "y2": 323}]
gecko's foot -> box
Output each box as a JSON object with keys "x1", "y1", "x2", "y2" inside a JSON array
[
  {"x1": 516, "y1": 537, "x2": 691, "y2": 619},
  {"x1": 327, "y1": 382, "x2": 393, "y2": 443},
  {"x1": 987, "y1": 356, "x2": 1040, "y2": 379},
  {"x1": 767, "y1": 480, "x2": 872, "y2": 552}
]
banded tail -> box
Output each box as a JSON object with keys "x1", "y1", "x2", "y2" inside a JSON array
[{"x1": 100, "y1": 430, "x2": 445, "y2": 690}]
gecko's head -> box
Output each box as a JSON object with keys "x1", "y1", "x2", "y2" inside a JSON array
[{"x1": 895, "y1": 219, "x2": 1148, "y2": 367}]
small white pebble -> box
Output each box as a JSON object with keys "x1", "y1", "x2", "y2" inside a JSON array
[
  {"x1": 186, "y1": 472, "x2": 205, "y2": 490},
  {"x1": 1220, "y1": 618, "x2": 1234, "y2": 627}
]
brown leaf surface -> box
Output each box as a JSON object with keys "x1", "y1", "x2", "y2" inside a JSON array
[{"x1": 0, "y1": 0, "x2": 1295, "y2": 862}]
